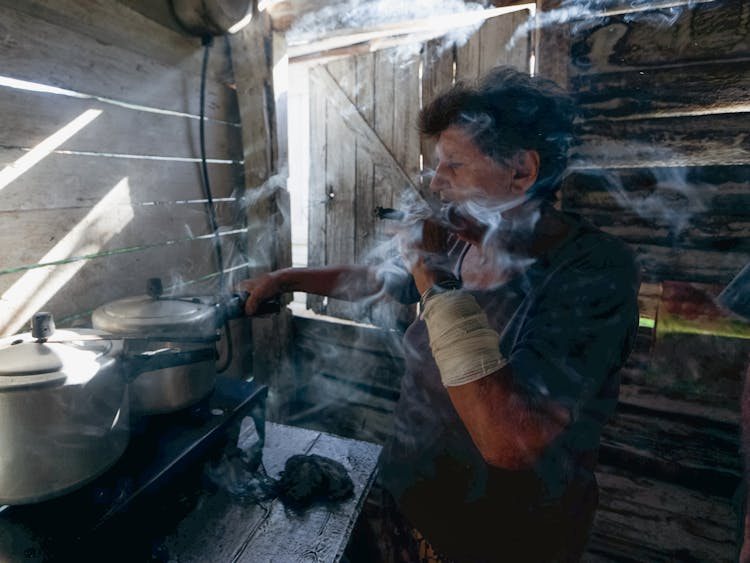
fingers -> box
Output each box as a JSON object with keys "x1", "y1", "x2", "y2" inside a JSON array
[{"x1": 236, "y1": 276, "x2": 274, "y2": 316}]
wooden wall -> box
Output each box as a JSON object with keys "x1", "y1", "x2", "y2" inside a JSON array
[
  {"x1": 562, "y1": 0, "x2": 750, "y2": 284},
  {"x1": 535, "y1": 0, "x2": 749, "y2": 560},
  {"x1": 0, "y1": 0, "x2": 282, "y2": 378}
]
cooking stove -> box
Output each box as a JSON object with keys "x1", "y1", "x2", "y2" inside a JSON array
[{"x1": 0, "y1": 376, "x2": 267, "y2": 561}]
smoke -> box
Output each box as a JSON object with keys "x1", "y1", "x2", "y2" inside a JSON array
[
  {"x1": 235, "y1": 171, "x2": 291, "y2": 282},
  {"x1": 570, "y1": 141, "x2": 712, "y2": 242},
  {"x1": 288, "y1": 0, "x2": 488, "y2": 43},
  {"x1": 507, "y1": 0, "x2": 709, "y2": 50},
  {"x1": 290, "y1": 0, "x2": 490, "y2": 69}
]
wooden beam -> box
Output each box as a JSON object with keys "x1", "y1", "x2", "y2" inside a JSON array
[
  {"x1": 229, "y1": 8, "x2": 294, "y2": 387},
  {"x1": 287, "y1": 4, "x2": 534, "y2": 60}
]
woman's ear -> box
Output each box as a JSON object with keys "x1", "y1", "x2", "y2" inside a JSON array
[{"x1": 510, "y1": 150, "x2": 540, "y2": 194}]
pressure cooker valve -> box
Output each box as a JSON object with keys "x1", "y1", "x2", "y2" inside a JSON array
[
  {"x1": 147, "y1": 277, "x2": 164, "y2": 299},
  {"x1": 31, "y1": 312, "x2": 55, "y2": 342}
]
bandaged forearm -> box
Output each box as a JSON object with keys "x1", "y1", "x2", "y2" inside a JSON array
[{"x1": 421, "y1": 291, "x2": 508, "y2": 386}]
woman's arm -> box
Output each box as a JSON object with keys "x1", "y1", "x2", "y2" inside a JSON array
[
  {"x1": 238, "y1": 264, "x2": 383, "y2": 315},
  {"x1": 413, "y1": 251, "x2": 638, "y2": 471}
]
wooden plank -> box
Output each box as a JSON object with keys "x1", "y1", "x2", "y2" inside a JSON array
[
  {"x1": 1, "y1": 0, "x2": 228, "y2": 76},
  {"x1": 229, "y1": 10, "x2": 290, "y2": 386},
  {"x1": 0, "y1": 202, "x2": 235, "y2": 270},
  {"x1": 368, "y1": 48, "x2": 421, "y2": 329},
  {"x1": 230, "y1": 10, "x2": 277, "y2": 187},
  {"x1": 0, "y1": 3, "x2": 233, "y2": 119},
  {"x1": 421, "y1": 37, "x2": 455, "y2": 175},
  {"x1": 293, "y1": 336, "x2": 403, "y2": 397},
  {"x1": 114, "y1": 0, "x2": 190, "y2": 36},
  {"x1": 618, "y1": 383, "x2": 739, "y2": 426},
  {"x1": 307, "y1": 63, "x2": 328, "y2": 313},
  {"x1": 163, "y1": 421, "x2": 381, "y2": 563},
  {"x1": 588, "y1": 465, "x2": 736, "y2": 563},
  {"x1": 455, "y1": 20, "x2": 482, "y2": 83},
  {"x1": 324, "y1": 57, "x2": 359, "y2": 320},
  {"x1": 632, "y1": 242, "x2": 750, "y2": 283},
  {"x1": 0, "y1": 233, "x2": 245, "y2": 335},
  {"x1": 354, "y1": 53, "x2": 377, "y2": 266},
  {"x1": 573, "y1": 60, "x2": 750, "y2": 120},
  {"x1": 571, "y1": 209, "x2": 750, "y2": 253},
  {"x1": 391, "y1": 51, "x2": 421, "y2": 193},
  {"x1": 478, "y1": 10, "x2": 531, "y2": 75},
  {"x1": 575, "y1": 113, "x2": 750, "y2": 168},
  {"x1": 293, "y1": 315, "x2": 404, "y2": 359},
  {"x1": 563, "y1": 166, "x2": 750, "y2": 217},
  {"x1": 570, "y1": 0, "x2": 750, "y2": 75},
  {"x1": 648, "y1": 331, "x2": 749, "y2": 398},
  {"x1": 0, "y1": 151, "x2": 240, "y2": 211},
  {"x1": 0, "y1": 87, "x2": 242, "y2": 160},
  {"x1": 599, "y1": 404, "x2": 741, "y2": 498},
  {"x1": 536, "y1": 0, "x2": 571, "y2": 88},
  {"x1": 234, "y1": 427, "x2": 380, "y2": 563},
  {"x1": 309, "y1": 67, "x2": 420, "y2": 205}
]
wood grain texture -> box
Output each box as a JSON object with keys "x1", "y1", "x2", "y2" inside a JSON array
[
  {"x1": 588, "y1": 464, "x2": 736, "y2": 563},
  {"x1": 162, "y1": 421, "x2": 381, "y2": 563},
  {"x1": 0, "y1": 151, "x2": 240, "y2": 211},
  {"x1": 0, "y1": 3, "x2": 234, "y2": 119},
  {"x1": 0, "y1": 87, "x2": 242, "y2": 160},
  {"x1": 575, "y1": 113, "x2": 750, "y2": 168},
  {"x1": 563, "y1": 167, "x2": 750, "y2": 216},
  {"x1": 633, "y1": 242, "x2": 750, "y2": 283},
  {"x1": 0, "y1": 0, "x2": 251, "y2": 336},
  {"x1": 536, "y1": 0, "x2": 570, "y2": 88},
  {"x1": 573, "y1": 60, "x2": 750, "y2": 120},
  {"x1": 421, "y1": 37, "x2": 455, "y2": 174},
  {"x1": 323, "y1": 57, "x2": 360, "y2": 320},
  {"x1": 570, "y1": 0, "x2": 750, "y2": 75},
  {"x1": 600, "y1": 404, "x2": 741, "y2": 498}
]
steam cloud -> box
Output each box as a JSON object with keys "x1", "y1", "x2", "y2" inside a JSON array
[
  {"x1": 507, "y1": 0, "x2": 708, "y2": 50},
  {"x1": 287, "y1": 0, "x2": 487, "y2": 43}
]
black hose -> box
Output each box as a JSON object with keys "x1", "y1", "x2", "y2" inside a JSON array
[{"x1": 199, "y1": 36, "x2": 233, "y2": 374}]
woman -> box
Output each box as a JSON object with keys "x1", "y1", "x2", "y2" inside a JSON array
[{"x1": 240, "y1": 67, "x2": 640, "y2": 562}]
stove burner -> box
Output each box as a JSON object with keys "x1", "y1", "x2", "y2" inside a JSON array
[{"x1": 0, "y1": 376, "x2": 267, "y2": 561}]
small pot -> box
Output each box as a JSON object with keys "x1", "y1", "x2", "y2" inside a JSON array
[
  {"x1": 0, "y1": 313, "x2": 216, "y2": 505},
  {"x1": 92, "y1": 285, "x2": 219, "y2": 416}
]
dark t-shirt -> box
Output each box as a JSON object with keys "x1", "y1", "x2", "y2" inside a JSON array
[{"x1": 378, "y1": 211, "x2": 640, "y2": 561}]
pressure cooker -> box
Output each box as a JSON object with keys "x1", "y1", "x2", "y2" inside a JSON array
[
  {"x1": 91, "y1": 278, "x2": 275, "y2": 416},
  {"x1": 0, "y1": 312, "x2": 215, "y2": 505}
]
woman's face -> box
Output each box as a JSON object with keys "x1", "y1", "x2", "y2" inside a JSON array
[{"x1": 429, "y1": 126, "x2": 519, "y2": 206}]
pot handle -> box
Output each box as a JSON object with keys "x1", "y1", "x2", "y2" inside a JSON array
[
  {"x1": 218, "y1": 292, "x2": 280, "y2": 324},
  {"x1": 123, "y1": 347, "x2": 218, "y2": 382}
]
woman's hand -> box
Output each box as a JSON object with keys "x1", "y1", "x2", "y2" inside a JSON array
[
  {"x1": 236, "y1": 272, "x2": 286, "y2": 316},
  {"x1": 401, "y1": 217, "x2": 455, "y2": 294}
]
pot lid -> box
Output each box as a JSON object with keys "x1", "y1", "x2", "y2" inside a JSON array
[
  {"x1": 92, "y1": 295, "x2": 216, "y2": 337},
  {"x1": 0, "y1": 329, "x2": 120, "y2": 390}
]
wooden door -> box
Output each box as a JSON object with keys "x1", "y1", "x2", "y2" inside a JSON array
[{"x1": 306, "y1": 10, "x2": 532, "y2": 326}]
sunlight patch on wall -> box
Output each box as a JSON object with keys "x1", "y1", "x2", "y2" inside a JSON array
[
  {"x1": 0, "y1": 109, "x2": 102, "y2": 192},
  {"x1": 0, "y1": 178, "x2": 134, "y2": 335}
]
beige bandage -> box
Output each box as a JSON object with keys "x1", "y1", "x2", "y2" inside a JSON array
[{"x1": 421, "y1": 291, "x2": 508, "y2": 387}]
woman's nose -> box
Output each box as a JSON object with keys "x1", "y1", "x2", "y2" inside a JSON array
[{"x1": 429, "y1": 169, "x2": 447, "y2": 193}]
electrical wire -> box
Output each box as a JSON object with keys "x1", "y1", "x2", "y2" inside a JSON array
[{"x1": 199, "y1": 36, "x2": 234, "y2": 374}]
